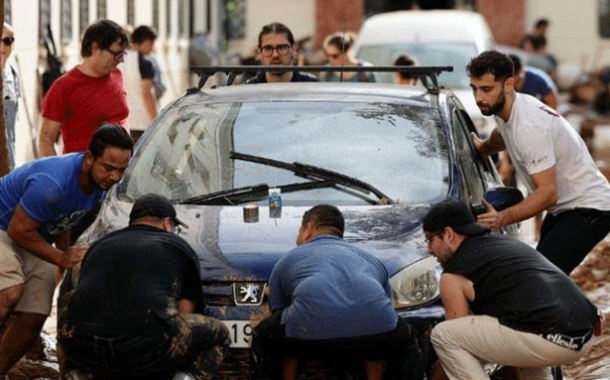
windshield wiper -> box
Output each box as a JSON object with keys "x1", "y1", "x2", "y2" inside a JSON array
[
  {"x1": 181, "y1": 184, "x2": 270, "y2": 205},
  {"x1": 229, "y1": 152, "x2": 393, "y2": 204}
]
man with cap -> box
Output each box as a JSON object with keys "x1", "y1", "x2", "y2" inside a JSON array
[
  {"x1": 58, "y1": 193, "x2": 231, "y2": 380},
  {"x1": 423, "y1": 199, "x2": 601, "y2": 380}
]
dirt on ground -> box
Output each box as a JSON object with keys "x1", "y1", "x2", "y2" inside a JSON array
[{"x1": 7, "y1": 240, "x2": 610, "y2": 380}]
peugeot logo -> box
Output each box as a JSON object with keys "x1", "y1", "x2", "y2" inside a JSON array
[{"x1": 234, "y1": 283, "x2": 266, "y2": 306}]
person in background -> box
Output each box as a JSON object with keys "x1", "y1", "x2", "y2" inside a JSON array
[
  {"x1": 1, "y1": 22, "x2": 19, "y2": 169},
  {"x1": 393, "y1": 54, "x2": 418, "y2": 85},
  {"x1": 121, "y1": 25, "x2": 158, "y2": 143},
  {"x1": 40, "y1": 19, "x2": 130, "y2": 156},
  {"x1": 321, "y1": 32, "x2": 376, "y2": 83},
  {"x1": 246, "y1": 22, "x2": 319, "y2": 84},
  {"x1": 0, "y1": 124, "x2": 133, "y2": 378}
]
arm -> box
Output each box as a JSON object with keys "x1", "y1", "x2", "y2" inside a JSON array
[
  {"x1": 6, "y1": 206, "x2": 86, "y2": 269},
  {"x1": 478, "y1": 166, "x2": 558, "y2": 230},
  {"x1": 140, "y1": 79, "x2": 158, "y2": 122},
  {"x1": 471, "y1": 128, "x2": 506, "y2": 160},
  {"x1": 541, "y1": 91, "x2": 559, "y2": 110},
  {"x1": 439, "y1": 273, "x2": 474, "y2": 320},
  {"x1": 178, "y1": 298, "x2": 196, "y2": 314},
  {"x1": 39, "y1": 117, "x2": 62, "y2": 156}
]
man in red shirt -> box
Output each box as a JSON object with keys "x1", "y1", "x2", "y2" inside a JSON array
[{"x1": 40, "y1": 19, "x2": 130, "y2": 156}]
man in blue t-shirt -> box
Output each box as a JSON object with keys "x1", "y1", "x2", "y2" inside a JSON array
[
  {"x1": 509, "y1": 54, "x2": 558, "y2": 109},
  {"x1": 252, "y1": 204, "x2": 423, "y2": 380},
  {"x1": 0, "y1": 124, "x2": 133, "y2": 377}
]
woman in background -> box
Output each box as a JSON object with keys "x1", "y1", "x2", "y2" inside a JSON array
[{"x1": 322, "y1": 32, "x2": 376, "y2": 83}]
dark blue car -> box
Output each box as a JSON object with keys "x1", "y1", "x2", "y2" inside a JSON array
[{"x1": 75, "y1": 71, "x2": 522, "y2": 378}]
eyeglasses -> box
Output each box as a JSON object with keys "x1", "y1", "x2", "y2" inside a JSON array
[
  {"x1": 260, "y1": 44, "x2": 291, "y2": 57},
  {"x1": 326, "y1": 52, "x2": 341, "y2": 60},
  {"x1": 1, "y1": 37, "x2": 15, "y2": 46},
  {"x1": 106, "y1": 48, "x2": 128, "y2": 60},
  {"x1": 425, "y1": 232, "x2": 442, "y2": 244}
]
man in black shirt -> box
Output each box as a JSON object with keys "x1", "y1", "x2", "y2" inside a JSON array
[
  {"x1": 59, "y1": 194, "x2": 230, "y2": 379},
  {"x1": 246, "y1": 22, "x2": 319, "y2": 84},
  {"x1": 423, "y1": 200, "x2": 600, "y2": 380}
]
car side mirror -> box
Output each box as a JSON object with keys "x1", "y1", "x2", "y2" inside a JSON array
[{"x1": 472, "y1": 187, "x2": 524, "y2": 216}]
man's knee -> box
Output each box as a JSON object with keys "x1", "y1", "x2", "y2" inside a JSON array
[
  {"x1": 430, "y1": 322, "x2": 455, "y2": 350},
  {"x1": 0, "y1": 284, "x2": 24, "y2": 312}
]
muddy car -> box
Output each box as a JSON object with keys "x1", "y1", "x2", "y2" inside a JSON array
[{"x1": 71, "y1": 67, "x2": 523, "y2": 379}]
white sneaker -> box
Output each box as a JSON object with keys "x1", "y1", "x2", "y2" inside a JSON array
[{"x1": 172, "y1": 372, "x2": 196, "y2": 380}]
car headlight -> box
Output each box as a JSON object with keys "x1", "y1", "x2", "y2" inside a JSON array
[{"x1": 390, "y1": 256, "x2": 441, "y2": 309}]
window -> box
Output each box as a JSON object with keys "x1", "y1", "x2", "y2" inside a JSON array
[
  {"x1": 178, "y1": 0, "x2": 188, "y2": 37},
  {"x1": 97, "y1": 0, "x2": 107, "y2": 19},
  {"x1": 61, "y1": 0, "x2": 73, "y2": 44},
  {"x1": 600, "y1": 0, "x2": 610, "y2": 38},
  {"x1": 127, "y1": 0, "x2": 135, "y2": 26},
  {"x1": 153, "y1": 0, "x2": 160, "y2": 33},
  {"x1": 451, "y1": 106, "x2": 486, "y2": 203},
  {"x1": 80, "y1": 0, "x2": 90, "y2": 37},
  {"x1": 5, "y1": 0, "x2": 11, "y2": 25},
  {"x1": 224, "y1": 0, "x2": 246, "y2": 40},
  {"x1": 39, "y1": 0, "x2": 52, "y2": 44},
  {"x1": 166, "y1": 0, "x2": 172, "y2": 36}
]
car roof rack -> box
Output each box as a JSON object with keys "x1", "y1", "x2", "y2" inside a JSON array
[{"x1": 189, "y1": 65, "x2": 453, "y2": 94}]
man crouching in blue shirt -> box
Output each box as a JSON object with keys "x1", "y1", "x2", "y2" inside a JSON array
[{"x1": 252, "y1": 204, "x2": 424, "y2": 380}]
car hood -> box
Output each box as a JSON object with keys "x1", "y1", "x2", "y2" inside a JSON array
[{"x1": 84, "y1": 195, "x2": 433, "y2": 281}]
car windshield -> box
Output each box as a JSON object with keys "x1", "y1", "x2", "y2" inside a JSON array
[
  {"x1": 357, "y1": 43, "x2": 477, "y2": 88},
  {"x1": 119, "y1": 100, "x2": 449, "y2": 206}
]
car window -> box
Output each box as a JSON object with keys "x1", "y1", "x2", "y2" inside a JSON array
[
  {"x1": 356, "y1": 43, "x2": 478, "y2": 88},
  {"x1": 119, "y1": 100, "x2": 450, "y2": 205},
  {"x1": 451, "y1": 107, "x2": 486, "y2": 203}
]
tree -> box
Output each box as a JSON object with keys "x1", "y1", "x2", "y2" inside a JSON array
[{"x1": 0, "y1": 0, "x2": 10, "y2": 177}]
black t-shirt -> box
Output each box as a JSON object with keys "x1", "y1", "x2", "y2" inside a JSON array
[
  {"x1": 245, "y1": 70, "x2": 320, "y2": 84},
  {"x1": 67, "y1": 225, "x2": 204, "y2": 336},
  {"x1": 137, "y1": 52, "x2": 156, "y2": 80},
  {"x1": 444, "y1": 233, "x2": 597, "y2": 336}
]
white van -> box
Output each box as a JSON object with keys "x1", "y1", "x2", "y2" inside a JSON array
[{"x1": 353, "y1": 10, "x2": 496, "y2": 134}]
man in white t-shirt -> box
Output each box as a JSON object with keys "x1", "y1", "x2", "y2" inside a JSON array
[{"x1": 467, "y1": 50, "x2": 610, "y2": 275}]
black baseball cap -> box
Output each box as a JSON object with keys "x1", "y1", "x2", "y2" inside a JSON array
[
  {"x1": 423, "y1": 200, "x2": 489, "y2": 236},
  {"x1": 129, "y1": 194, "x2": 187, "y2": 227}
]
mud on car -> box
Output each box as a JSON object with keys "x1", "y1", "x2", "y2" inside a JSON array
[{"x1": 66, "y1": 66, "x2": 523, "y2": 379}]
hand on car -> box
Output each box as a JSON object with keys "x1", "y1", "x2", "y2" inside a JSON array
[
  {"x1": 477, "y1": 198, "x2": 503, "y2": 231},
  {"x1": 470, "y1": 132, "x2": 487, "y2": 160},
  {"x1": 60, "y1": 244, "x2": 88, "y2": 269}
]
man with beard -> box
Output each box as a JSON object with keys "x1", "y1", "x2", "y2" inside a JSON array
[
  {"x1": 246, "y1": 22, "x2": 319, "y2": 84},
  {"x1": 0, "y1": 124, "x2": 133, "y2": 377},
  {"x1": 468, "y1": 50, "x2": 610, "y2": 275},
  {"x1": 424, "y1": 200, "x2": 600, "y2": 380}
]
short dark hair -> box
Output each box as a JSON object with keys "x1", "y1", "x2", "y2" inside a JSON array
[
  {"x1": 258, "y1": 22, "x2": 295, "y2": 47},
  {"x1": 467, "y1": 51, "x2": 514, "y2": 82},
  {"x1": 508, "y1": 54, "x2": 522, "y2": 74},
  {"x1": 535, "y1": 18, "x2": 549, "y2": 29},
  {"x1": 88, "y1": 123, "x2": 134, "y2": 159},
  {"x1": 81, "y1": 19, "x2": 129, "y2": 58},
  {"x1": 131, "y1": 25, "x2": 157, "y2": 44},
  {"x1": 323, "y1": 32, "x2": 356, "y2": 54},
  {"x1": 302, "y1": 204, "x2": 345, "y2": 238},
  {"x1": 394, "y1": 54, "x2": 418, "y2": 80}
]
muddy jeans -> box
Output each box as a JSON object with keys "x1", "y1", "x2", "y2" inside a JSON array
[
  {"x1": 59, "y1": 314, "x2": 231, "y2": 379},
  {"x1": 537, "y1": 208, "x2": 610, "y2": 275},
  {"x1": 431, "y1": 315, "x2": 594, "y2": 380}
]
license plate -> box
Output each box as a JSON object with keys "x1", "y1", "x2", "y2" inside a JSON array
[{"x1": 222, "y1": 320, "x2": 252, "y2": 348}]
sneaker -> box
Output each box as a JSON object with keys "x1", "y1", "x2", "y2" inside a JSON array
[{"x1": 172, "y1": 372, "x2": 196, "y2": 380}]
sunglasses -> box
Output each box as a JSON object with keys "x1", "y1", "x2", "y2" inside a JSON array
[
  {"x1": 1, "y1": 37, "x2": 15, "y2": 46},
  {"x1": 106, "y1": 48, "x2": 128, "y2": 60}
]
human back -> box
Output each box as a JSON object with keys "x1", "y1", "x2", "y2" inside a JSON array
[{"x1": 273, "y1": 235, "x2": 397, "y2": 340}]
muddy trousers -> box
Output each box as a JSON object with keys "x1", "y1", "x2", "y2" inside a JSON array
[
  {"x1": 59, "y1": 314, "x2": 231, "y2": 380},
  {"x1": 252, "y1": 310, "x2": 425, "y2": 380},
  {"x1": 431, "y1": 315, "x2": 594, "y2": 380}
]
